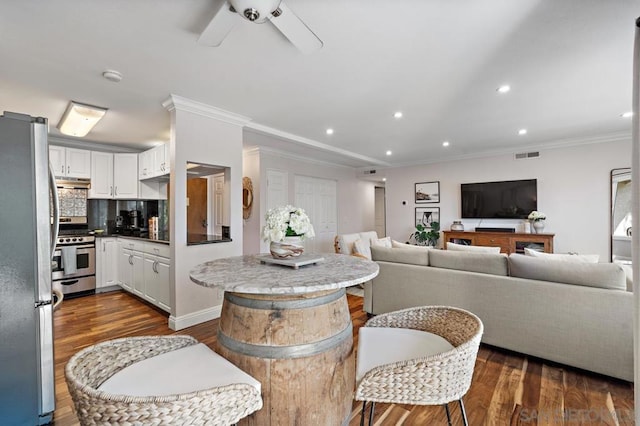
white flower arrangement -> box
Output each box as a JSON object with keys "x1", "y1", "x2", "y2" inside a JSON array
[
  {"x1": 528, "y1": 211, "x2": 546, "y2": 222},
  {"x1": 261, "y1": 205, "x2": 316, "y2": 242}
]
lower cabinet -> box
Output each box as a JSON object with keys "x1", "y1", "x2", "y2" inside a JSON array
[
  {"x1": 117, "y1": 239, "x2": 171, "y2": 312},
  {"x1": 96, "y1": 237, "x2": 119, "y2": 290}
]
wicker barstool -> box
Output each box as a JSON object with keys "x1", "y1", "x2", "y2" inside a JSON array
[
  {"x1": 355, "y1": 306, "x2": 483, "y2": 426},
  {"x1": 65, "y1": 335, "x2": 263, "y2": 426}
]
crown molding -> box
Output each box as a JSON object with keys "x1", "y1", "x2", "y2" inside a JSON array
[
  {"x1": 245, "y1": 145, "x2": 357, "y2": 170},
  {"x1": 162, "y1": 94, "x2": 251, "y2": 127},
  {"x1": 391, "y1": 131, "x2": 632, "y2": 168},
  {"x1": 244, "y1": 123, "x2": 390, "y2": 167}
]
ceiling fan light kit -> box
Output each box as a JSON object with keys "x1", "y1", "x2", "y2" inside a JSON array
[{"x1": 198, "y1": 0, "x2": 322, "y2": 54}]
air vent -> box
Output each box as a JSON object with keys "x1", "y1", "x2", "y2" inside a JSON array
[
  {"x1": 363, "y1": 169, "x2": 377, "y2": 175},
  {"x1": 515, "y1": 151, "x2": 540, "y2": 160}
]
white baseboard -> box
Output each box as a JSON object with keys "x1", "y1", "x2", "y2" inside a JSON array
[{"x1": 169, "y1": 304, "x2": 222, "y2": 331}]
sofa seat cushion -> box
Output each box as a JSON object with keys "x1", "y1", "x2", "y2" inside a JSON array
[
  {"x1": 98, "y1": 343, "x2": 261, "y2": 397},
  {"x1": 508, "y1": 254, "x2": 626, "y2": 291},
  {"x1": 429, "y1": 249, "x2": 508, "y2": 276},
  {"x1": 371, "y1": 246, "x2": 429, "y2": 266},
  {"x1": 356, "y1": 327, "x2": 454, "y2": 382}
]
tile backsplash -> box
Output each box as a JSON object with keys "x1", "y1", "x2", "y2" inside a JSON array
[{"x1": 57, "y1": 188, "x2": 87, "y2": 217}]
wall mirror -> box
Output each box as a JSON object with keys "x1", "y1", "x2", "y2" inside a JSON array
[
  {"x1": 186, "y1": 162, "x2": 231, "y2": 245},
  {"x1": 611, "y1": 168, "x2": 631, "y2": 264}
]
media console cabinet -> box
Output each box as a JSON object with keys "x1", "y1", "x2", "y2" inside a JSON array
[{"x1": 443, "y1": 230, "x2": 554, "y2": 254}]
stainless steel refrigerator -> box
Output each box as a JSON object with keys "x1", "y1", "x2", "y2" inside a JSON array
[{"x1": 0, "y1": 112, "x2": 59, "y2": 424}]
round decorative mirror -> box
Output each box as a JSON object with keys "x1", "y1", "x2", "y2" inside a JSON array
[{"x1": 243, "y1": 177, "x2": 253, "y2": 220}]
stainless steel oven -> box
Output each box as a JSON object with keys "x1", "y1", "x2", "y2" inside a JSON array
[{"x1": 52, "y1": 234, "x2": 96, "y2": 297}]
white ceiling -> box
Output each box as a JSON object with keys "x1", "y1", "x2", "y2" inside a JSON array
[{"x1": 1, "y1": 0, "x2": 637, "y2": 168}]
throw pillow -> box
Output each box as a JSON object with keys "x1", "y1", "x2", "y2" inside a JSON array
[
  {"x1": 391, "y1": 240, "x2": 431, "y2": 250},
  {"x1": 352, "y1": 238, "x2": 372, "y2": 260},
  {"x1": 446, "y1": 242, "x2": 501, "y2": 254},
  {"x1": 523, "y1": 248, "x2": 599, "y2": 263},
  {"x1": 371, "y1": 236, "x2": 392, "y2": 248}
]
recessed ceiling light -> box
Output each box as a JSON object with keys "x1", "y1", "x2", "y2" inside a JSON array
[
  {"x1": 497, "y1": 85, "x2": 511, "y2": 93},
  {"x1": 326, "y1": 128, "x2": 334, "y2": 135},
  {"x1": 382, "y1": 178, "x2": 387, "y2": 182},
  {"x1": 394, "y1": 111, "x2": 403, "y2": 119},
  {"x1": 386, "y1": 150, "x2": 392, "y2": 156},
  {"x1": 442, "y1": 141, "x2": 450, "y2": 147},
  {"x1": 518, "y1": 129, "x2": 528, "y2": 135},
  {"x1": 621, "y1": 111, "x2": 633, "y2": 118}
]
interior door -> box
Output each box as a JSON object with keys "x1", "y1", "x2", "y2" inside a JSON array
[
  {"x1": 187, "y1": 178, "x2": 208, "y2": 235},
  {"x1": 295, "y1": 176, "x2": 337, "y2": 253}
]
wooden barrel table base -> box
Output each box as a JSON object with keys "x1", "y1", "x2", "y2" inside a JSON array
[{"x1": 216, "y1": 289, "x2": 355, "y2": 426}]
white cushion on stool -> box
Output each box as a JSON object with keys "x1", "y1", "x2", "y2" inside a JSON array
[
  {"x1": 99, "y1": 343, "x2": 261, "y2": 397},
  {"x1": 357, "y1": 327, "x2": 455, "y2": 382}
]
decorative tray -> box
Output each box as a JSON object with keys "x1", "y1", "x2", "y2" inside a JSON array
[{"x1": 257, "y1": 254, "x2": 325, "y2": 269}]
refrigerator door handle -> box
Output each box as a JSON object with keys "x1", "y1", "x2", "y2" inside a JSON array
[
  {"x1": 37, "y1": 304, "x2": 55, "y2": 416},
  {"x1": 49, "y1": 163, "x2": 59, "y2": 257}
]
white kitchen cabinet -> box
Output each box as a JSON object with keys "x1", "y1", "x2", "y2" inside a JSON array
[
  {"x1": 96, "y1": 237, "x2": 119, "y2": 290},
  {"x1": 118, "y1": 246, "x2": 133, "y2": 292},
  {"x1": 49, "y1": 146, "x2": 91, "y2": 179},
  {"x1": 89, "y1": 152, "x2": 114, "y2": 199},
  {"x1": 88, "y1": 153, "x2": 138, "y2": 199},
  {"x1": 138, "y1": 149, "x2": 152, "y2": 180},
  {"x1": 139, "y1": 144, "x2": 169, "y2": 180},
  {"x1": 113, "y1": 153, "x2": 138, "y2": 199},
  {"x1": 117, "y1": 238, "x2": 170, "y2": 313}
]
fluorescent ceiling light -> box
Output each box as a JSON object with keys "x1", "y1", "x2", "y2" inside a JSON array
[
  {"x1": 621, "y1": 111, "x2": 633, "y2": 118},
  {"x1": 497, "y1": 85, "x2": 511, "y2": 93},
  {"x1": 58, "y1": 101, "x2": 107, "y2": 137}
]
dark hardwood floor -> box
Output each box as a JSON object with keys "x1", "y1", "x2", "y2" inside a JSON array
[{"x1": 52, "y1": 290, "x2": 634, "y2": 425}]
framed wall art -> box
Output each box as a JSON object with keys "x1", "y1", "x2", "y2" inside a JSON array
[
  {"x1": 415, "y1": 207, "x2": 440, "y2": 228},
  {"x1": 415, "y1": 181, "x2": 440, "y2": 203}
]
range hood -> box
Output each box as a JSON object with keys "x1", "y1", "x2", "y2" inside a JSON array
[{"x1": 55, "y1": 177, "x2": 91, "y2": 189}]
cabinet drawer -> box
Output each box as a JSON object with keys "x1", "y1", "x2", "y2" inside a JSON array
[
  {"x1": 475, "y1": 236, "x2": 510, "y2": 252},
  {"x1": 144, "y1": 242, "x2": 170, "y2": 258}
]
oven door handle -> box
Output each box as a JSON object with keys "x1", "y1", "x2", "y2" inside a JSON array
[{"x1": 60, "y1": 279, "x2": 80, "y2": 286}]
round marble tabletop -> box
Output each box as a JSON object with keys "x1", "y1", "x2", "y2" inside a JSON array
[{"x1": 189, "y1": 253, "x2": 379, "y2": 295}]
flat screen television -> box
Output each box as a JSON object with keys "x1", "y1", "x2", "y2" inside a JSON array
[{"x1": 461, "y1": 179, "x2": 537, "y2": 219}]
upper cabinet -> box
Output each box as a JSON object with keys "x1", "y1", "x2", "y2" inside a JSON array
[
  {"x1": 49, "y1": 146, "x2": 91, "y2": 179},
  {"x1": 139, "y1": 144, "x2": 169, "y2": 180},
  {"x1": 89, "y1": 152, "x2": 138, "y2": 199}
]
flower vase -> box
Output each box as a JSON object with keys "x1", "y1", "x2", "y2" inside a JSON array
[
  {"x1": 270, "y1": 236, "x2": 304, "y2": 259},
  {"x1": 532, "y1": 221, "x2": 545, "y2": 234}
]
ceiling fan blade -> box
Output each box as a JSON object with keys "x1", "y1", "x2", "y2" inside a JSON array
[
  {"x1": 270, "y1": 1, "x2": 323, "y2": 54},
  {"x1": 198, "y1": 1, "x2": 238, "y2": 47}
]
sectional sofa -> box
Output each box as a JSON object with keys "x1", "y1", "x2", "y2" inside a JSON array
[{"x1": 364, "y1": 246, "x2": 633, "y2": 381}]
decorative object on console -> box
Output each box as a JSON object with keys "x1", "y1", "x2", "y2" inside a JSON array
[
  {"x1": 451, "y1": 220, "x2": 464, "y2": 231},
  {"x1": 528, "y1": 211, "x2": 546, "y2": 234},
  {"x1": 262, "y1": 205, "x2": 315, "y2": 258},
  {"x1": 415, "y1": 181, "x2": 440, "y2": 203}
]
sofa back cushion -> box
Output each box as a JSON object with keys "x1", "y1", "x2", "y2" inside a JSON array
[
  {"x1": 371, "y1": 246, "x2": 429, "y2": 266},
  {"x1": 429, "y1": 250, "x2": 508, "y2": 276},
  {"x1": 508, "y1": 254, "x2": 626, "y2": 290},
  {"x1": 336, "y1": 231, "x2": 379, "y2": 255}
]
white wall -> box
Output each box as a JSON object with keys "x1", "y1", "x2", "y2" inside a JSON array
[
  {"x1": 242, "y1": 149, "x2": 261, "y2": 255},
  {"x1": 242, "y1": 142, "x2": 376, "y2": 254},
  {"x1": 386, "y1": 139, "x2": 631, "y2": 260},
  {"x1": 165, "y1": 95, "x2": 246, "y2": 330}
]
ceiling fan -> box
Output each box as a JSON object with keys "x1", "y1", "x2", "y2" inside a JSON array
[{"x1": 199, "y1": 0, "x2": 323, "y2": 54}]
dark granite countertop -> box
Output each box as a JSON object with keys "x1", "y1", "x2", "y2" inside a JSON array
[
  {"x1": 187, "y1": 233, "x2": 232, "y2": 246},
  {"x1": 95, "y1": 233, "x2": 170, "y2": 245}
]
